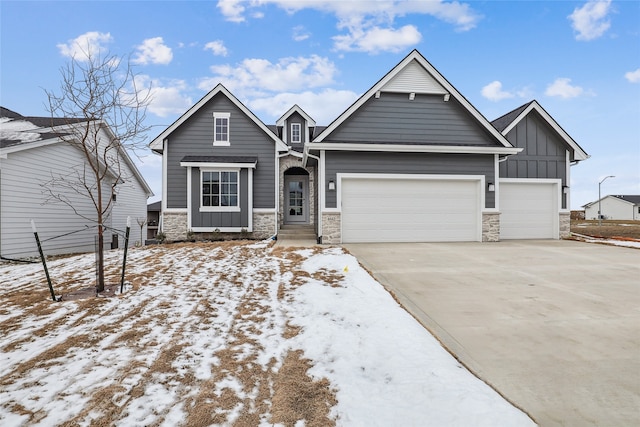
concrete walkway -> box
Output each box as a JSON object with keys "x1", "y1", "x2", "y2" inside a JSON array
[{"x1": 344, "y1": 240, "x2": 640, "y2": 427}]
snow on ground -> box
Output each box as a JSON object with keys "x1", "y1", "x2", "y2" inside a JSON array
[
  {"x1": 571, "y1": 234, "x2": 640, "y2": 249},
  {"x1": 0, "y1": 241, "x2": 535, "y2": 426}
]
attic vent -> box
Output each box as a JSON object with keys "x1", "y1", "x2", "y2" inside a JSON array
[{"x1": 382, "y1": 60, "x2": 447, "y2": 95}]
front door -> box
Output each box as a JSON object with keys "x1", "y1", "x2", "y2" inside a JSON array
[{"x1": 285, "y1": 175, "x2": 309, "y2": 223}]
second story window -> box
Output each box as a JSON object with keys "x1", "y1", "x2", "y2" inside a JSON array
[
  {"x1": 291, "y1": 123, "x2": 301, "y2": 144},
  {"x1": 213, "y1": 112, "x2": 230, "y2": 146}
]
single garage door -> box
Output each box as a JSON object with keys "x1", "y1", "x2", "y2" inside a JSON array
[
  {"x1": 500, "y1": 181, "x2": 558, "y2": 239},
  {"x1": 341, "y1": 177, "x2": 481, "y2": 243}
]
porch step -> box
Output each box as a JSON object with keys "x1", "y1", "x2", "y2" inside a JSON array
[{"x1": 278, "y1": 225, "x2": 316, "y2": 240}]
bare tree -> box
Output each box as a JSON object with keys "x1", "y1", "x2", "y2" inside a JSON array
[{"x1": 45, "y1": 50, "x2": 151, "y2": 293}]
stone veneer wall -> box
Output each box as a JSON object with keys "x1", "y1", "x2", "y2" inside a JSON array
[
  {"x1": 321, "y1": 212, "x2": 341, "y2": 244},
  {"x1": 162, "y1": 211, "x2": 188, "y2": 241},
  {"x1": 252, "y1": 212, "x2": 276, "y2": 239},
  {"x1": 482, "y1": 212, "x2": 500, "y2": 242},
  {"x1": 278, "y1": 156, "x2": 315, "y2": 229},
  {"x1": 559, "y1": 212, "x2": 571, "y2": 239}
]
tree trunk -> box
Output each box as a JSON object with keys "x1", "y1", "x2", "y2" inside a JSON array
[{"x1": 97, "y1": 224, "x2": 105, "y2": 293}]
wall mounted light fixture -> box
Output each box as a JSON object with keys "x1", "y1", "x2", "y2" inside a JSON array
[
  {"x1": 562, "y1": 185, "x2": 569, "y2": 194},
  {"x1": 487, "y1": 182, "x2": 495, "y2": 192},
  {"x1": 328, "y1": 180, "x2": 336, "y2": 191}
]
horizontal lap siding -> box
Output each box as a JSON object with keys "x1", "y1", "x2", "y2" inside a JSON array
[
  {"x1": 166, "y1": 94, "x2": 276, "y2": 209},
  {"x1": 1, "y1": 143, "x2": 111, "y2": 258},
  {"x1": 324, "y1": 151, "x2": 495, "y2": 209},
  {"x1": 325, "y1": 93, "x2": 496, "y2": 145}
]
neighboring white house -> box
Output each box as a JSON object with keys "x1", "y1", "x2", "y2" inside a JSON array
[
  {"x1": 0, "y1": 107, "x2": 153, "y2": 260},
  {"x1": 583, "y1": 195, "x2": 640, "y2": 221}
]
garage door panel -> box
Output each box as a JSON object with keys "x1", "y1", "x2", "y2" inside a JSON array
[
  {"x1": 500, "y1": 182, "x2": 558, "y2": 239},
  {"x1": 341, "y1": 178, "x2": 480, "y2": 243}
]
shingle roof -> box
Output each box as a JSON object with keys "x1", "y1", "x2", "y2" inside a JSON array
[
  {"x1": 490, "y1": 101, "x2": 533, "y2": 132},
  {"x1": 1, "y1": 106, "x2": 92, "y2": 149},
  {"x1": 147, "y1": 201, "x2": 162, "y2": 212},
  {"x1": 613, "y1": 195, "x2": 640, "y2": 204}
]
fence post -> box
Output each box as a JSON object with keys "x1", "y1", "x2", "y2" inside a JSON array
[
  {"x1": 31, "y1": 220, "x2": 57, "y2": 302},
  {"x1": 120, "y1": 216, "x2": 131, "y2": 293}
]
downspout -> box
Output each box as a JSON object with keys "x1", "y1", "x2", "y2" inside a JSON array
[{"x1": 305, "y1": 149, "x2": 322, "y2": 243}]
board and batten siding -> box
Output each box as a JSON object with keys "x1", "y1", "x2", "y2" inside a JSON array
[
  {"x1": 166, "y1": 93, "x2": 276, "y2": 210},
  {"x1": 324, "y1": 151, "x2": 495, "y2": 209},
  {"x1": 499, "y1": 111, "x2": 569, "y2": 209},
  {"x1": 189, "y1": 167, "x2": 250, "y2": 228},
  {"x1": 324, "y1": 93, "x2": 497, "y2": 146},
  {"x1": 0, "y1": 142, "x2": 113, "y2": 258}
]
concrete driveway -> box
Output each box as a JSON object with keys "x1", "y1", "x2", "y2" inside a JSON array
[{"x1": 344, "y1": 240, "x2": 640, "y2": 427}]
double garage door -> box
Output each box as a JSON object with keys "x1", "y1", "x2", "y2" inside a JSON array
[
  {"x1": 341, "y1": 177, "x2": 481, "y2": 243},
  {"x1": 499, "y1": 181, "x2": 559, "y2": 240}
]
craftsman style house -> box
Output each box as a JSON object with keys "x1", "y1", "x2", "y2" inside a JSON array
[{"x1": 149, "y1": 50, "x2": 588, "y2": 244}]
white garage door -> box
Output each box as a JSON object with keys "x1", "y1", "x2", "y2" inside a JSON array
[
  {"x1": 500, "y1": 181, "x2": 558, "y2": 239},
  {"x1": 341, "y1": 177, "x2": 481, "y2": 243}
]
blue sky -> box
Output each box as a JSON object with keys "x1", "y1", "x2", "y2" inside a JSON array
[{"x1": 1, "y1": 0, "x2": 639, "y2": 208}]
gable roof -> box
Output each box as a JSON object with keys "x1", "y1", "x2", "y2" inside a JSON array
[
  {"x1": 312, "y1": 50, "x2": 514, "y2": 148},
  {"x1": 0, "y1": 106, "x2": 89, "y2": 150},
  {"x1": 582, "y1": 195, "x2": 640, "y2": 208},
  {"x1": 148, "y1": 84, "x2": 288, "y2": 153},
  {"x1": 276, "y1": 104, "x2": 316, "y2": 127},
  {"x1": 1, "y1": 108, "x2": 153, "y2": 197},
  {"x1": 491, "y1": 100, "x2": 589, "y2": 162}
]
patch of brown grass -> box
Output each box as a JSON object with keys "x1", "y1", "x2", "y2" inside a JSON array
[
  {"x1": 571, "y1": 220, "x2": 640, "y2": 240},
  {"x1": 271, "y1": 350, "x2": 337, "y2": 427}
]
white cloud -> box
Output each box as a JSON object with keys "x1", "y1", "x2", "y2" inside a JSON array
[
  {"x1": 293, "y1": 25, "x2": 310, "y2": 41},
  {"x1": 481, "y1": 81, "x2": 514, "y2": 102},
  {"x1": 204, "y1": 40, "x2": 229, "y2": 56},
  {"x1": 568, "y1": 0, "x2": 612, "y2": 41},
  {"x1": 57, "y1": 31, "x2": 112, "y2": 60},
  {"x1": 133, "y1": 37, "x2": 173, "y2": 65},
  {"x1": 333, "y1": 25, "x2": 421, "y2": 53},
  {"x1": 200, "y1": 55, "x2": 338, "y2": 93},
  {"x1": 217, "y1": 0, "x2": 246, "y2": 22},
  {"x1": 545, "y1": 78, "x2": 585, "y2": 99},
  {"x1": 217, "y1": 1, "x2": 481, "y2": 53},
  {"x1": 248, "y1": 89, "x2": 359, "y2": 124},
  {"x1": 624, "y1": 68, "x2": 640, "y2": 83},
  {"x1": 136, "y1": 75, "x2": 193, "y2": 117}
]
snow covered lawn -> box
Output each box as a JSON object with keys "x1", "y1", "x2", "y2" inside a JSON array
[{"x1": 0, "y1": 241, "x2": 535, "y2": 426}]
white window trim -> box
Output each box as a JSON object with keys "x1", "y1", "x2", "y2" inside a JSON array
[
  {"x1": 291, "y1": 123, "x2": 301, "y2": 144},
  {"x1": 200, "y1": 168, "x2": 241, "y2": 212},
  {"x1": 213, "y1": 112, "x2": 231, "y2": 146}
]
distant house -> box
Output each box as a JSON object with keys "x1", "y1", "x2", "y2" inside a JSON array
[
  {"x1": 0, "y1": 107, "x2": 153, "y2": 259},
  {"x1": 149, "y1": 50, "x2": 589, "y2": 243},
  {"x1": 583, "y1": 195, "x2": 640, "y2": 221},
  {"x1": 147, "y1": 201, "x2": 161, "y2": 240}
]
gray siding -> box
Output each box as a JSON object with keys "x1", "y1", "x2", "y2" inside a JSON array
[
  {"x1": 499, "y1": 111, "x2": 568, "y2": 208},
  {"x1": 286, "y1": 111, "x2": 306, "y2": 152},
  {"x1": 325, "y1": 93, "x2": 497, "y2": 146},
  {"x1": 166, "y1": 93, "x2": 277, "y2": 209},
  {"x1": 189, "y1": 167, "x2": 250, "y2": 228},
  {"x1": 324, "y1": 151, "x2": 495, "y2": 209}
]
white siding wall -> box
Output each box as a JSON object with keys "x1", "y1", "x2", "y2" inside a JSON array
[
  {"x1": 0, "y1": 142, "x2": 111, "y2": 258},
  {"x1": 1, "y1": 127, "x2": 149, "y2": 259},
  {"x1": 585, "y1": 197, "x2": 638, "y2": 220}
]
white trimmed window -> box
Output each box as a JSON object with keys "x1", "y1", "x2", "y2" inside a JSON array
[
  {"x1": 200, "y1": 170, "x2": 239, "y2": 211},
  {"x1": 291, "y1": 123, "x2": 301, "y2": 143},
  {"x1": 213, "y1": 112, "x2": 230, "y2": 146}
]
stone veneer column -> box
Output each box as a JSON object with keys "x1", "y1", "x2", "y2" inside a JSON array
[
  {"x1": 482, "y1": 212, "x2": 500, "y2": 242},
  {"x1": 559, "y1": 212, "x2": 571, "y2": 239},
  {"x1": 163, "y1": 211, "x2": 187, "y2": 241},
  {"x1": 252, "y1": 212, "x2": 276, "y2": 239},
  {"x1": 321, "y1": 212, "x2": 341, "y2": 244}
]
